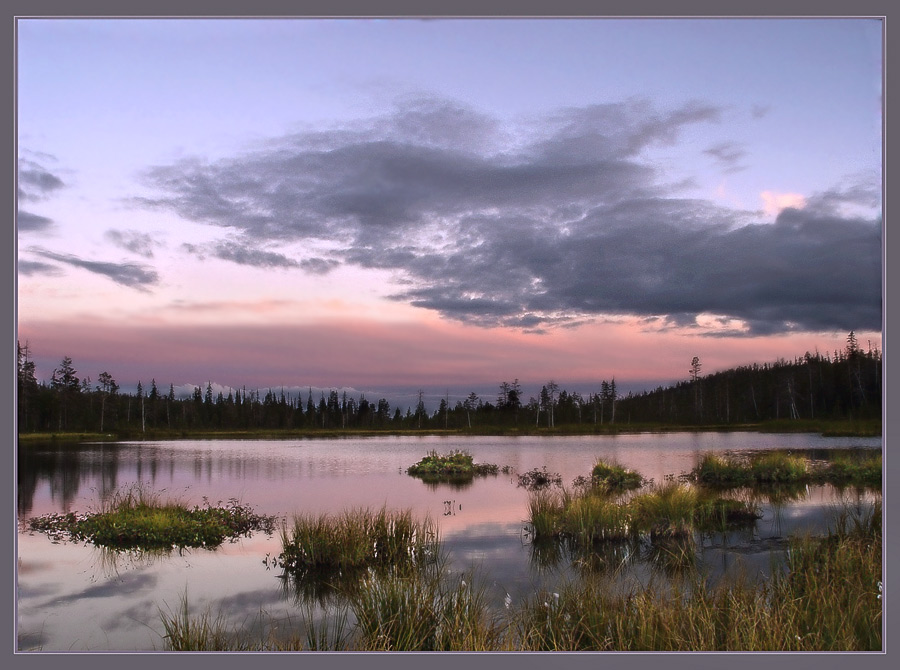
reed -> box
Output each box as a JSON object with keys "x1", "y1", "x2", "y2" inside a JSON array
[
  {"x1": 160, "y1": 501, "x2": 881, "y2": 651},
  {"x1": 691, "y1": 450, "x2": 881, "y2": 489},
  {"x1": 278, "y1": 506, "x2": 439, "y2": 575},
  {"x1": 511, "y1": 509, "x2": 881, "y2": 651}
]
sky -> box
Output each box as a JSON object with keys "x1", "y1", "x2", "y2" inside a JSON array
[{"x1": 16, "y1": 17, "x2": 883, "y2": 411}]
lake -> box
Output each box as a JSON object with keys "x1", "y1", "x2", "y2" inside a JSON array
[{"x1": 16, "y1": 432, "x2": 881, "y2": 652}]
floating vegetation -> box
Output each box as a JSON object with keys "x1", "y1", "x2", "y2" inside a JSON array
[
  {"x1": 406, "y1": 450, "x2": 499, "y2": 484},
  {"x1": 517, "y1": 466, "x2": 562, "y2": 491},
  {"x1": 26, "y1": 485, "x2": 277, "y2": 550},
  {"x1": 526, "y1": 481, "x2": 761, "y2": 547},
  {"x1": 590, "y1": 460, "x2": 645, "y2": 492},
  {"x1": 690, "y1": 450, "x2": 882, "y2": 489}
]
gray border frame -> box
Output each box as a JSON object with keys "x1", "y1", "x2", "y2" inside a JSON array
[{"x1": 4, "y1": 2, "x2": 893, "y2": 669}]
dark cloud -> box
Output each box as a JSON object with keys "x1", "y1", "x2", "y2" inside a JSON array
[
  {"x1": 18, "y1": 157, "x2": 65, "y2": 201},
  {"x1": 17, "y1": 259, "x2": 63, "y2": 277},
  {"x1": 104, "y1": 229, "x2": 157, "y2": 257},
  {"x1": 132, "y1": 96, "x2": 881, "y2": 335},
  {"x1": 704, "y1": 142, "x2": 747, "y2": 173},
  {"x1": 17, "y1": 156, "x2": 66, "y2": 234},
  {"x1": 29, "y1": 248, "x2": 159, "y2": 290},
  {"x1": 17, "y1": 210, "x2": 54, "y2": 233},
  {"x1": 211, "y1": 241, "x2": 301, "y2": 268}
]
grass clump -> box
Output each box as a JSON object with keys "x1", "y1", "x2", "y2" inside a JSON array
[
  {"x1": 350, "y1": 570, "x2": 498, "y2": 651},
  {"x1": 406, "y1": 450, "x2": 499, "y2": 483},
  {"x1": 26, "y1": 485, "x2": 276, "y2": 550},
  {"x1": 527, "y1": 481, "x2": 760, "y2": 546},
  {"x1": 159, "y1": 500, "x2": 880, "y2": 651},
  {"x1": 691, "y1": 450, "x2": 881, "y2": 490},
  {"x1": 278, "y1": 506, "x2": 438, "y2": 576},
  {"x1": 820, "y1": 452, "x2": 882, "y2": 487},
  {"x1": 513, "y1": 502, "x2": 881, "y2": 651},
  {"x1": 590, "y1": 460, "x2": 645, "y2": 491}
]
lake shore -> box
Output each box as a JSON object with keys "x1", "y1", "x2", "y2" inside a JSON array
[{"x1": 16, "y1": 418, "x2": 882, "y2": 446}]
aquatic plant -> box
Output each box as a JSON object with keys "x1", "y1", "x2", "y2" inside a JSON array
[
  {"x1": 159, "y1": 501, "x2": 881, "y2": 651},
  {"x1": 690, "y1": 450, "x2": 881, "y2": 490},
  {"x1": 25, "y1": 484, "x2": 276, "y2": 550},
  {"x1": 406, "y1": 450, "x2": 499, "y2": 483},
  {"x1": 526, "y1": 480, "x2": 760, "y2": 547},
  {"x1": 278, "y1": 506, "x2": 439, "y2": 575},
  {"x1": 517, "y1": 466, "x2": 563, "y2": 491},
  {"x1": 590, "y1": 460, "x2": 645, "y2": 491}
]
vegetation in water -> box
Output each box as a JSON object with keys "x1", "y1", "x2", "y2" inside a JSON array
[
  {"x1": 526, "y1": 479, "x2": 761, "y2": 547},
  {"x1": 406, "y1": 450, "x2": 499, "y2": 483},
  {"x1": 25, "y1": 485, "x2": 277, "y2": 550},
  {"x1": 690, "y1": 450, "x2": 882, "y2": 488},
  {"x1": 589, "y1": 459, "x2": 645, "y2": 491},
  {"x1": 517, "y1": 466, "x2": 562, "y2": 490},
  {"x1": 159, "y1": 500, "x2": 881, "y2": 651},
  {"x1": 278, "y1": 506, "x2": 439, "y2": 578}
]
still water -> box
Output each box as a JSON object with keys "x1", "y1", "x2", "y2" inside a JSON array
[{"x1": 17, "y1": 433, "x2": 881, "y2": 651}]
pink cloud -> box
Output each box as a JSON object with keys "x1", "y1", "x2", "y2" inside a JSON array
[
  {"x1": 17, "y1": 315, "x2": 875, "y2": 395},
  {"x1": 761, "y1": 190, "x2": 807, "y2": 217}
]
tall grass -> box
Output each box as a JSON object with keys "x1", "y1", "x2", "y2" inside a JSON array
[
  {"x1": 528, "y1": 481, "x2": 760, "y2": 547},
  {"x1": 692, "y1": 450, "x2": 882, "y2": 489},
  {"x1": 278, "y1": 506, "x2": 439, "y2": 576},
  {"x1": 160, "y1": 500, "x2": 880, "y2": 651},
  {"x1": 511, "y1": 503, "x2": 881, "y2": 651}
]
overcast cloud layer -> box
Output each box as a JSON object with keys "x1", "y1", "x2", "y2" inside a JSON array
[{"x1": 129, "y1": 96, "x2": 882, "y2": 335}]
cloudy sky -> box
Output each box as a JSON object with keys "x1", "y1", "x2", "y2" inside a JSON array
[{"x1": 16, "y1": 17, "x2": 883, "y2": 408}]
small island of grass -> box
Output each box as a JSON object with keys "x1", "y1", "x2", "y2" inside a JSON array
[
  {"x1": 26, "y1": 485, "x2": 277, "y2": 550},
  {"x1": 590, "y1": 459, "x2": 645, "y2": 491},
  {"x1": 406, "y1": 450, "x2": 499, "y2": 483}
]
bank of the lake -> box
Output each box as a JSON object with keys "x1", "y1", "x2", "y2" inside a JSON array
[{"x1": 15, "y1": 417, "x2": 882, "y2": 447}]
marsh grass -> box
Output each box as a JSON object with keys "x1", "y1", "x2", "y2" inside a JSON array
[
  {"x1": 590, "y1": 459, "x2": 645, "y2": 492},
  {"x1": 278, "y1": 506, "x2": 439, "y2": 576},
  {"x1": 406, "y1": 450, "x2": 499, "y2": 484},
  {"x1": 350, "y1": 569, "x2": 497, "y2": 650},
  {"x1": 160, "y1": 500, "x2": 880, "y2": 651},
  {"x1": 512, "y1": 506, "x2": 881, "y2": 651},
  {"x1": 26, "y1": 484, "x2": 276, "y2": 550},
  {"x1": 692, "y1": 450, "x2": 882, "y2": 490}
]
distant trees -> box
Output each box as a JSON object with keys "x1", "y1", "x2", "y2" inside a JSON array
[
  {"x1": 690, "y1": 357, "x2": 703, "y2": 420},
  {"x1": 15, "y1": 333, "x2": 882, "y2": 436}
]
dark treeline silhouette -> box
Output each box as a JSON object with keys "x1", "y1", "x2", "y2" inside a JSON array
[{"x1": 16, "y1": 332, "x2": 881, "y2": 436}]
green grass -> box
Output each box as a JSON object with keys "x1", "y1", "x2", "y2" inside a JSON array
[
  {"x1": 691, "y1": 450, "x2": 882, "y2": 489},
  {"x1": 25, "y1": 485, "x2": 276, "y2": 550},
  {"x1": 512, "y1": 501, "x2": 881, "y2": 651},
  {"x1": 278, "y1": 506, "x2": 439, "y2": 576},
  {"x1": 160, "y1": 499, "x2": 881, "y2": 651},
  {"x1": 526, "y1": 481, "x2": 760, "y2": 547},
  {"x1": 590, "y1": 459, "x2": 645, "y2": 491},
  {"x1": 406, "y1": 450, "x2": 499, "y2": 482}
]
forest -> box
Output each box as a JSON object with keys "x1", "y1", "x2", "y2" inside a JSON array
[{"x1": 16, "y1": 332, "x2": 881, "y2": 436}]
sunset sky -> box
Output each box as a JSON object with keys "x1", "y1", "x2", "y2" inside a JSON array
[{"x1": 16, "y1": 17, "x2": 883, "y2": 411}]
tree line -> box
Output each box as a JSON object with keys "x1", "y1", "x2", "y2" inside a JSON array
[{"x1": 16, "y1": 332, "x2": 881, "y2": 435}]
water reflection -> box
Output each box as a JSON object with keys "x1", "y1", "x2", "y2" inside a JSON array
[{"x1": 17, "y1": 434, "x2": 881, "y2": 652}]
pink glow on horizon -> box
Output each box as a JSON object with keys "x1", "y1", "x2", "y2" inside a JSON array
[{"x1": 17, "y1": 314, "x2": 876, "y2": 394}]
